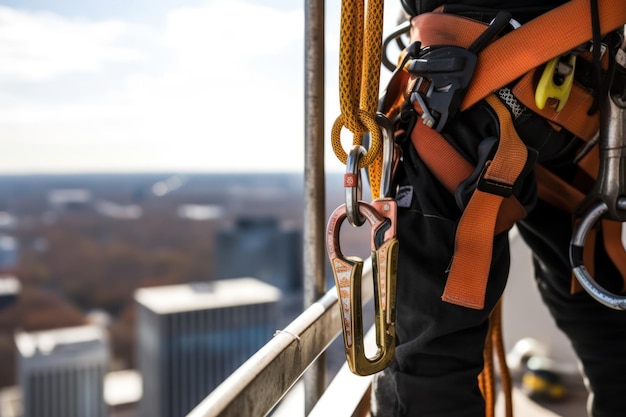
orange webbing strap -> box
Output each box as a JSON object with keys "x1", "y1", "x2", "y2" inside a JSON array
[
  {"x1": 535, "y1": 164, "x2": 590, "y2": 294},
  {"x1": 461, "y1": 0, "x2": 626, "y2": 111},
  {"x1": 535, "y1": 164, "x2": 585, "y2": 214},
  {"x1": 411, "y1": 121, "x2": 474, "y2": 195},
  {"x1": 380, "y1": 65, "x2": 410, "y2": 123},
  {"x1": 512, "y1": 71, "x2": 599, "y2": 142},
  {"x1": 411, "y1": 117, "x2": 527, "y2": 236},
  {"x1": 407, "y1": 11, "x2": 606, "y2": 143},
  {"x1": 535, "y1": 162, "x2": 626, "y2": 296},
  {"x1": 440, "y1": 95, "x2": 528, "y2": 309},
  {"x1": 537, "y1": 157, "x2": 626, "y2": 294},
  {"x1": 409, "y1": 12, "x2": 487, "y2": 49}
]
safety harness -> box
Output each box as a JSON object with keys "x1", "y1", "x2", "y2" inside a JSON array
[
  {"x1": 382, "y1": 0, "x2": 626, "y2": 310},
  {"x1": 381, "y1": 1, "x2": 626, "y2": 414},
  {"x1": 327, "y1": 0, "x2": 626, "y2": 415}
]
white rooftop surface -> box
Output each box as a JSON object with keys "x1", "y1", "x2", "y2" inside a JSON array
[
  {"x1": 0, "y1": 276, "x2": 20, "y2": 295},
  {"x1": 15, "y1": 324, "x2": 107, "y2": 358},
  {"x1": 134, "y1": 277, "x2": 282, "y2": 314},
  {"x1": 48, "y1": 189, "x2": 92, "y2": 205},
  {"x1": 0, "y1": 369, "x2": 142, "y2": 416},
  {"x1": 0, "y1": 386, "x2": 21, "y2": 417},
  {"x1": 104, "y1": 369, "x2": 142, "y2": 406}
]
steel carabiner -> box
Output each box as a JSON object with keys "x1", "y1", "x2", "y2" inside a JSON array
[
  {"x1": 326, "y1": 201, "x2": 398, "y2": 375},
  {"x1": 569, "y1": 89, "x2": 626, "y2": 309},
  {"x1": 570, "y1": 198, "x2": 626, "y2": 309}
]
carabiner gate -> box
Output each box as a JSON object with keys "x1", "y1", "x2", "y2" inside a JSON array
[
  {"x1": 327, "y1": 201, "x2": 398, "y2": 375},
  {"x1": 570, "y1": 199, "x2": 626, "y2": 310}
]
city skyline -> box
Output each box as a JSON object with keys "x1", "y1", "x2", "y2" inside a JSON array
[{"x1": 0, "y1": 171, "x2": 327, "y2": 417}]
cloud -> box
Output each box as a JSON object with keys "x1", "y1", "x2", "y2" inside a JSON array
[
  {"x1": 0, "y1": 0, "x2": 404, "y2": 173},
  {"x1": 0, "y1": 1, "x2": 307, "y2": 173},
  {"x1": 163, "y1": 1, "x2": 302, "y2": 65},
  {"x1": 0, "y1": 6, "x2": 144, "y2": 82},
  {"x1": 101, "y1": 1, "x2": 306, "y2": 172}
]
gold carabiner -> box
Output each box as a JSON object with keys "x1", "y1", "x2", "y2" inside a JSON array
[{"x1": 326, "y1": 200, "x2": 398, "y2": 375}]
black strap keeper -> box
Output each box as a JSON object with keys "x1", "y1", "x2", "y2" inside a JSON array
[{"x1": 477, "y1": 175, "x2": 514, "y2": 198}]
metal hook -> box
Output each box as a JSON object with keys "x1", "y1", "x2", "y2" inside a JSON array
[
  {"x1": 381, "y1": 20, "x2": 411, "y2": 72},
  {"x1": 570, "y1": 90, "x2": 626, "y2": 309},
  {"x1": 326, "y1": 201, "x2": 398, "y2": 375},
  {"x1": 345, "y1": 145, "x2": 366, "y2": 226},
  {"x1": 570, "y1": 198, "x2": 626, "y2": 310}
]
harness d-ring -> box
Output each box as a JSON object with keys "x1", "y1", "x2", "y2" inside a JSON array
[
  {"x1": 570, "y1": 197, "x2": 626, "y2": 310},
  {"x1": 345, "y1": 145, "x2": 366, "y2": 226}
]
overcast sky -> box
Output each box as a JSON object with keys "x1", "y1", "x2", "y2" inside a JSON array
[{"x1": 0, "y1": 0, "x2": 403, "y2": 174}]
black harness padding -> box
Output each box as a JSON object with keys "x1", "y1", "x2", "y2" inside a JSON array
[{"x1": 401, "y1": 0, "x2": 569, "y2": 23}]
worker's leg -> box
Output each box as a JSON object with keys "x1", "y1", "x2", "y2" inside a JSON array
[
  {"x1": 371, "y1": 143, "x2": 511, "y2": 417},
  {"x1": 518, "y1": 198, "x2": 626, "y2": 417}
]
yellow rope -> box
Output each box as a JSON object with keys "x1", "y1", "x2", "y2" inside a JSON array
[{"x1": 331, "y1": 0, "x2": 385, "y2": 197}]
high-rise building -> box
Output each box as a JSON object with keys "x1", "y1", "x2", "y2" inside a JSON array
[
  {"x1": 0, "y1": 276, "x2": 19, "y2": 311},
  {"x1": 15, "y1": 325, "x2": 109, "y2": 417},
  {"x1": 0, "y1": 236, "x2": 18, "y2": 272},
  {"x1": 214, "y1": 217, "x2": 302, "y2": 292},
  {"x1": 135, "y1": 278, "x2": 281, "y2": 417}
]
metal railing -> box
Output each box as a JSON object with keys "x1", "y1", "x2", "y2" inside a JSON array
[
  {"x1": 186, "y1": 264, "x2": 374, "y2": 417},
  {"x1": 302, "y1": 0, "x2": 327, "y2": 412},
  {"x1": 186, "y1": 1, "x2": 357, "y2": 414}
]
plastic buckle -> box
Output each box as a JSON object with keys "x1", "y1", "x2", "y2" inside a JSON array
[
  {"x1": 407, "y1": 46, "x2": 477, "y2": 131},
  {"x1": 535, "y1": 54, "x2": 576, "y2": 112},
  {"x1": 404, "y1": 11, "x2": 515, "y2": 132}
]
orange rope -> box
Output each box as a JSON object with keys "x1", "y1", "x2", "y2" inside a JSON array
[
  {"x1": 481, "y1": 325, "x2": 496, "y2": 417},
  {"x1": 492, "y1": 301, "x2": 513, "y2": 417},
  {"x1": 480, "y1": 301, "x2": 513, "y2": 417}
]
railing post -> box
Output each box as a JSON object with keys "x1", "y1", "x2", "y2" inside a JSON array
[{"x1": 303, "y1": 0, "x2": 326, "y2": 414}]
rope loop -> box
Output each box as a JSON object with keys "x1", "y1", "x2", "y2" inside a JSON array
[
  {"x1": 331, "y1": 110, "x2": 382, "y2": 168},
  {"x1": 333, "y1": 0, "x2": 385, "y2": 165}
]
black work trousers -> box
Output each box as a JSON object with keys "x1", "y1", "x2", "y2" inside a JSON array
[{"x1": 371, "y1": 102, "x2": 626, "y2": 417}]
